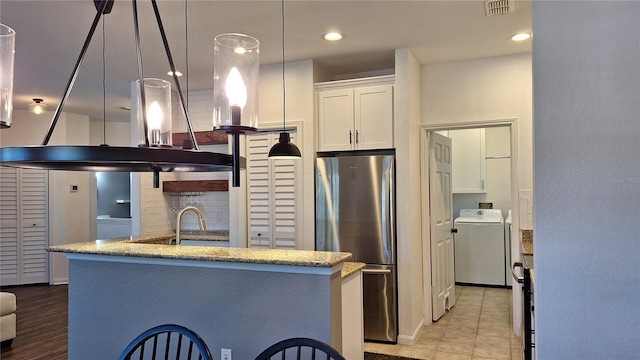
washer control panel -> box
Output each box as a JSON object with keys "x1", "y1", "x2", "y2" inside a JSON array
[{"x1": 459, "y1": 209, "x2": 503, "y2": 219}]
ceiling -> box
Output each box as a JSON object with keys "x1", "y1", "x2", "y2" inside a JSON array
[{"x1": 1, "y1": 0, "x2": 531, "y2": 123}]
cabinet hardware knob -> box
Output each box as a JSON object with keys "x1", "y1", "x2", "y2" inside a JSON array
[{"x1": 349, "y1": 130, "x2": 352, "y2": 144}]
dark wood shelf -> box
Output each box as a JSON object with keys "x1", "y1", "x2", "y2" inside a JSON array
[
  {"x1": 162, "y1": 180, "x2": 229, "y2": 193},
  {"x1": 172, "y1": 131, "x2": 228, "y2": 146}
]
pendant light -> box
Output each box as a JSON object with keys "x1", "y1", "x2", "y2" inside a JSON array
[
  {"x1": 29, "y1": 98, "x2": 47, "y2": 115},
  {"x1": 0, "y1": 0, "x2": 244, "y2": 188},
  {"x1": 268, "y1": 0, "x2": 301, "y2": 159},
  {"x1": 212, "y1": 33, "x2": 260, "y2": 186}
]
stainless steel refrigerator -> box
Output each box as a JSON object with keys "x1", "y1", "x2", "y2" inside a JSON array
[{"x1": 315, "y1": 150, "x2": 397, "y2": 343}]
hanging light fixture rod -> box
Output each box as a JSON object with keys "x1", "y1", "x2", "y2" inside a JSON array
[
  {"x1": 148, "y1": 0, "x2": 198, "y2": 151},
  {"x1": 1, "y1": 0, "x2": 245, "y2": 185},
  {"x1": 41, "y1": 0, "x2": 113, "y2": 145}
]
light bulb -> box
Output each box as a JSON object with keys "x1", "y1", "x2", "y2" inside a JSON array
[
  {"x1": 147, "y1": 101, "x2": 163, "y2": 130},
  {"x1": 225, "y1": 67, "x2": 247, "y2": 108},
  {"x1": 33, "y1": 104, "x2": 44, "y2": 115}
]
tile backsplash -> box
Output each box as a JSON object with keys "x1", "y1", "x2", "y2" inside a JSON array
[
  {"x1": 168, "y1": 191, "x2": 230, "y2": 231},
  {"x1": 168, "y1": 144, "x2": 231, "y2": 231}
]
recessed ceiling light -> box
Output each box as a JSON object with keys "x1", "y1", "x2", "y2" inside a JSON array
[
  {"x1": 324, "y1": 32, "x2": 343, "y2": 41},
  {"x1": 510, "y1": 32, "x2": 532, "y2": 42},
  {"x1": 167, "y1": 70, "x2": 183, "y2": 77}
]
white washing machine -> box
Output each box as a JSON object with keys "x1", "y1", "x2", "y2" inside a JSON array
[{"x1": 454, "y1": 209, "x2": 506, "y2": 286}]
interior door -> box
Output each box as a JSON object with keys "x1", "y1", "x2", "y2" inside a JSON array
[
  {"x1": 247, "y1": 130, "x2": 299, "y2": 249},
  {"x1": 0, "y1": 167, "x2": 49, "y2": 286},
  {"x1": 429, "y1": 132, "x2": 455, "y2": 321}
]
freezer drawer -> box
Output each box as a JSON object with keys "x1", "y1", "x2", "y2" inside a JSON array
[{"x1": 362, "y1": 265, "x2": 397, "y2": 343}]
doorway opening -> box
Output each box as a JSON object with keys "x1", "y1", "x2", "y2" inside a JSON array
[{"x1": 421, "y1": 119, "x2": 522, "y2": 336}]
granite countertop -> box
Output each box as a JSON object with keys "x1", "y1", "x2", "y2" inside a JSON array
[
  {"x1": 48, "y1": 233, "x2": 351, "y2": 268},
  {"x1": 521, "y1": 229, "x2": 533, "y2": 255},
  {"x1": 520, "y1": 229, "x2": 534, "y2": 279},
  {"x1": 341, "y1": 262, "x2": 365, "y2": 279}
]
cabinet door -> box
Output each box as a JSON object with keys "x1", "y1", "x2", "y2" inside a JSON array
[
  {"x1": 354, "y1": 84, "x2": 394, "y2": 150},
  {"x1": 19, "y1": 169, "x2": 49, "y2": 284},
  {"x1": 0, "y1": 167, "x2": 20, "y2": 286},
  {"x1": 450, "y1": 128, "x2": 486, "y2": 193},
  {"x1": 318, "y1": 88, "x2": 355, "y2": 151}
]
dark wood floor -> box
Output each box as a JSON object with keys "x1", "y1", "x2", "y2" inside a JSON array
[{"x1": 0, "y1": 284, "x2": 68, "y2": 360}]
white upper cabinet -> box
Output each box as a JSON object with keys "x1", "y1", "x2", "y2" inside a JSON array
[
  {"x1": 448, "y1": 128, "x2": 487, "y2": 193},
  {"x1": 316, "y1": 76, "x2": 394, "y2": 151}
]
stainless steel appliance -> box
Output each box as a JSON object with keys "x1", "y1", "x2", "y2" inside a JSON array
[
  {"x1": 513, "y1": 255, "x2": 535, "y2": 360},
  {"x1": 315, "y1": 150, "x2": 397, "y2": 343}
]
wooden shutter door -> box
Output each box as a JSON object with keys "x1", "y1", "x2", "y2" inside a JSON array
[
  {"x1": 19, "y1": 169, "x2": 49, "y2": 284},
  {"x1": 0, "y1": 167, "x2": 20, "y2": 285},
  {"x1": 272, "y1": 131, "x2": 298, "y2": 249},
  {"x1": 247, "y1": 133, "x2": 272, "y2": 248},
  {"x1": 246, "y1": 130, "x2": 300, "y2": 249}
]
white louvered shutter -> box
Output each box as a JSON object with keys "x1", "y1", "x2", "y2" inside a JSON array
[
  {"x1": 247, "y1": 133, "x2": 271, "y2": 248},
  {"x1": 19, "y1": 169, "x2": 49, "y2": 284},
  {"x1": 0, "y1": 167, "x2": 20, "y2": 285},
  {"x1": 246, "y1": 130, "x2": 300, "y2": 249},
  {"x1": 0, "y1": 168, "x2": 48, "y2": 286}
]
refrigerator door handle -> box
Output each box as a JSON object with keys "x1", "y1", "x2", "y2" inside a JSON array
[
  {"x1": 362, "y1": 268, "x2": 392, "y2": 274},
  {"x1": 387, "y1": 160, "x2": 395, "y2": 260}
]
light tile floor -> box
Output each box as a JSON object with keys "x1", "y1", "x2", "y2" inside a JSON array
[{"x1": 364, "y1": 285, "x2": 523, "y2": 360}]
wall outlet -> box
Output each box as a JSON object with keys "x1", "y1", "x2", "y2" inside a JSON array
[{"x1": 221, "y1": 348, "x2": 232, "y2": 360}]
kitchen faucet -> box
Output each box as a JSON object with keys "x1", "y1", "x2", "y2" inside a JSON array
[{"x1": 175, "y1": 206, "x2": 206, "y2": 245}]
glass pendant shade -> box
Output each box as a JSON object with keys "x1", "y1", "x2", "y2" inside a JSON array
[
  {"x1": 213, "y1": 33, "x2": 259, "y2": 132},
  {"x1": 137, "y1": 78, "x2": 172, "y2": 147},
  {"x1": 0, "y1": 24, "x2": 15, "y2": 128}
]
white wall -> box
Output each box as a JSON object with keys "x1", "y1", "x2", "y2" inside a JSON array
[
  {"x1": 533, "y1": 1, "x2": 640, "y2": 358},
  {"x1": 254, "y1": 60, "x2": 316, "y2": 250},
  {"x1": 395, "y1": 48, "x2": 426, "y2": 343},
  {"x1": 421, "y1": 53, "x2": 533, "y2": 193}
]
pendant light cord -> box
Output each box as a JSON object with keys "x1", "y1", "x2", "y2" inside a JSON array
[
  {"x1": 281, "y1": 0, "x2": 286, "y2": 132},
  {"x1": 102, "y1": 17, "x2": 106, "y2": 145},
  {"x1": 184, "y1": 0, "x2": 189, "y2": 109}
]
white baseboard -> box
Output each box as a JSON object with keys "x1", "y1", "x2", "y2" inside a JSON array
[
  {"x1": 397, "y1": 318, "x2": 425, "y2": 345},
  {"x1": 51, "y1": 277, "x2": 68, "y2": 285}
]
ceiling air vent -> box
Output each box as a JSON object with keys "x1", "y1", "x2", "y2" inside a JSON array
[{"x1": 484, "y1": 0, "x2": 516, "y2": 16}]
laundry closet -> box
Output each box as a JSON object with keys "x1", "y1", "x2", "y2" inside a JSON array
[{"x1": 437, "y1": 126, "x2": 512, "y2": 287}]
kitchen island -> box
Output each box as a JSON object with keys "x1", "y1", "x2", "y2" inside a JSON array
[{"x1": 49, "y1": 234, "x2": 355, "y2": 360}]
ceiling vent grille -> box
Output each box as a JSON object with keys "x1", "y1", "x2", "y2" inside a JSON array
[{"x1": 484, "y1": 0, "x2": 516, "y2": 16}]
